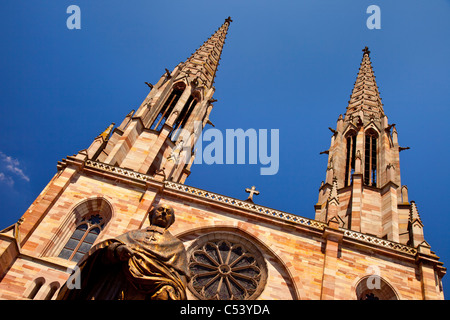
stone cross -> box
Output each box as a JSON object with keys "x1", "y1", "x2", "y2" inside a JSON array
[
  {"x1": 362, "y1": 46, "x2": 370, "y2": 56},
  {"x1": 245, "y1": 186, "x2": 260, "y2": 202}
]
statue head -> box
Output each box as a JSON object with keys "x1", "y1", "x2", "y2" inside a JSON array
[{"x1": 149, "y1": 204, "x2": 175, "y2": 229}]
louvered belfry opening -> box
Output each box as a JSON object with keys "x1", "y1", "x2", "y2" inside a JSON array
[
  {"x1": 364, "y1": 130, "x2": 378, "y2": 187},
  {"x1": 151, "y1": 88, "x2": 183, "y2": 131},
  {"x1": 344, "y1": 133, "x2": 357, "y2": 187}
]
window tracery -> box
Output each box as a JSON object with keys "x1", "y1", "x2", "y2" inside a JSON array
[
  {"x1": 187, "y1": 233, "x2": 267, "y2": 300},
  {"x1": 58, "y1": 213, "x2": 105, "y2": 262}
]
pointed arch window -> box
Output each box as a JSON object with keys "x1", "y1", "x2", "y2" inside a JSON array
[
  {"x1": 151, "y1": 87, "x2": 184, "y2": 131},
  {"x1": 169, "y1": 94, "x2": 198, "y2": 141},
  {"x1": 344, "y1": 132, "x2": 357, "y2": 187},
  {"x1": 58, "y1": 213, "x2": 105, "y2": 262},
  {"x1": 364, "y1": 130, "x2": 378, "y2": 187}
]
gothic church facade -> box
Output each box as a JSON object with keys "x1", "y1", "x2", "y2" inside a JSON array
[{"x1": 0, "y1": 18, "x2": 445, "y2": 300}]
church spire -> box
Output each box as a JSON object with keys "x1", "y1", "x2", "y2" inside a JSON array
[
  {"x1": 179, "y1": 17, "x2": 232, "y2": 88},
  {"x1": 315, "y1": 47, "x2": 407, "y2": 242},
  {"x1": 85, "y1": 18, "x2": 233, "y2": 184},
  {"x1": 346, "y1": 46, "x2": 384, "y2": 118}
]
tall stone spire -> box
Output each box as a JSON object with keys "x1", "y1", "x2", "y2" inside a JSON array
[
  {"x1": 75, "y1": 18, "x2": 233, "y2": 184},
  {"x1": 179, "y1": 17, "x2": 232, "y2": 88},
  {"x1": 346, "y1": 46, "x2": 384, "y2": 119},
  {"x1": 315, "y1": 47, "x2": 406, "y2": 242}
]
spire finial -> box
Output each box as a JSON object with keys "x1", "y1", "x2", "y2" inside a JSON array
[
  {"x1": 362, "y1": 46, "x2": 370, "y2": 56},
  {"x1": 329, "y1": 176, "x2": 339, "y2": 203},
  {"x1": 99, "y1": 123, "x2": 115, "y2": 140},
  {"x1": 225, "y1": 16, "x2": 233, "y2": 24},
  {"x1": 409, "y1": 201, "x2": 422, "y2": 223}
]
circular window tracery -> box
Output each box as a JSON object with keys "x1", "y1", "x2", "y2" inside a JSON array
[{"x1": 188, "y1": 233, "x2": 267, "y2": 300}]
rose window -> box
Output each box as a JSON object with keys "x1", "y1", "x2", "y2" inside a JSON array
[{"x1": 188, "y1": 235, "x2": 267, "y2": 300}]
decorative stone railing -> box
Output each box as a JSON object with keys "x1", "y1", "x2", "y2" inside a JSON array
[
  {"x1": 164, "y1": 181, "x2": 328, "y2": 230},
  {"x1": 342, "y1": 230, "x2": 417, "y2": 255},
  {"x1": 83, "y1": 160, "x2": 418, "y2": 256},
  {"x1": 164, "y1": 181, "x2": 418, "y2": 256},
  {"x1": 85, "y1": 160, "x2": 154, "y2": 183}
]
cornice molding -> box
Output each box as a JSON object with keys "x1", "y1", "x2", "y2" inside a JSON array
[{"x1": 65, "y1": 159, "x2": 428, "y2": 260}]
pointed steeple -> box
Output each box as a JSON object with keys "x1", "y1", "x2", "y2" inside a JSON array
[
  {"x1": 328, "y1": 176, "x2": 339, "y2": 205},
  {"x1": 90, "y1": 18, "x2": 233, "y2": 182},
  {"x1": 326, "y1": 177, "x2": 342, "y2": 227},
  {"x1": 409, "y1": 201, "x2": 425, "y2": 248},
  {"x1": 98, "y1": 123, "x2": 115, "y2": 140},
  {"x1": 409, "y1": 201, "x2": 422, "y2": 224},
  {"x1": 179, "y1": 17, "x2": 232, "y2": 88},
  {"x1": 316, "y1": 47, "x2": 405, "y2": 241},
  {"x1": 346, "y1": 46, "x2": 384, "y2": 118}
]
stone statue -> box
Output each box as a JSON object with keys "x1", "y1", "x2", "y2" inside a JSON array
[{"x1": 56, "y1": 204, "x2": 189, "y2": 300}]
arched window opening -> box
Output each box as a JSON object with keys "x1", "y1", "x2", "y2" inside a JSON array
[
  {"x1": 169, "y1": 95, "x2": 198, "y2": 141},
  {"x1": 356, "y1": 275, "x2": 398, "y2": 300},
  {"x1": 28, "y1": 277, "x2": 45, "y2": 300},
  {"x1": 344, "y1": 133, "x2": 357, "y2": 187},
  {"x1": 361, "y1": 292, "x2": 379, "y2": 300},
  {"x1": 58, "y1": 213, "x2": 105, "y2": 262},
  {"x1": 44, "y1": 282, "x2": 60, "y2": 300},
  {"x1": 364, "y1": 131, "x2": 378, "y2": 187},
  {"x1": 151, "y1": 87, "x2": 184, "y2": 131}
]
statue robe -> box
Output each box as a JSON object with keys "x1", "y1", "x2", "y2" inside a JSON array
[{"x1": 57, "y1": 225, "x2": 189, "y2": 300}]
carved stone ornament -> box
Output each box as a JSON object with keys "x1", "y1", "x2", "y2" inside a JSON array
[
  {"x1": 56, "y1": 204, "x2": 190, "y2": 300},
  {"x1": 187, "y1": 232, "x2": 267, "y2": 300}
]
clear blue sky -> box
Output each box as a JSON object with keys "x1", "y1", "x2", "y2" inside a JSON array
[{"x1": 1, "y1": 0, "x2": 449, "y2": 298}]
